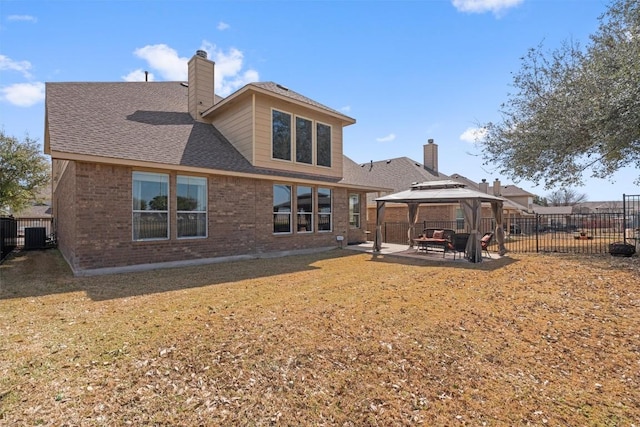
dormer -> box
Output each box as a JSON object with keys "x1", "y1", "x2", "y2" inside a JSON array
[{"x1": 186, "y1": 52, "x2": 355, "y2": 180}]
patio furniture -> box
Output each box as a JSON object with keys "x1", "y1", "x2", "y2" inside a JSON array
[
  {"x1": 452, "y1": 233, "x2": 470, "y2": 260},
  {"x1": 414, "y1": 228, "x2": 456, "y2": 257},
  {"x1": 481, "y1": 232, "x2": 494, "y2": 258}
]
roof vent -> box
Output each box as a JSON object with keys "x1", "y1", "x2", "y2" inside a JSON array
[
  {"x1": 276, "y1": 84, "x2": 289, "y2": 91},
  {"x1": 196, "y1": 50, "x2": 208, "y2": 59}
]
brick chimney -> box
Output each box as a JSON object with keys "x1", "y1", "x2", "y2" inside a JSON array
[
  {"x1": 423, "y1": 139, "x2": 438, "y2": 172},
  {"x1": 493, "y1": 178, "x2": 501, "y2": 196},
  {"x1": 479, "y1": 178, "x2": 489, "y2": 194},
  {"x1": 188, "y1": 50, "x2": 215, "y2": 122}
]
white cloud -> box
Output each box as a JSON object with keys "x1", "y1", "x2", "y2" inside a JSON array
[
  {"x1": 340, "y1": 105, "x2": 351, "y2": 113},
  {"x1": 1, "y1": 82, "x2": 45, "y2": 107},
  {"x1": 217, "y1": 21, "x2": 230, "y2": 31},
  {"x1": 122, "y1": 69, "x2": 155, "y2": 82},
  {"x1": 376, "y1": 133, "x2": 396, "y2": 143},
  {"x1": 130, "y1": 42, "x2": 259, "y2": 96},
  {"x1": 459, "y1": 127, "x2": 487, "y2": 143},
  {"x1": 451, "y1": 0, "x2": 523, "y2": 14},
  {"x1": 0, "y1": 54, "x2": 33, "y2": 78},
  {"x1": 7, "y1": 15, "x2": 37, "y2": 23},
  {"x1": 133, "y1": 44, "x2": 189, "y2": 81}
]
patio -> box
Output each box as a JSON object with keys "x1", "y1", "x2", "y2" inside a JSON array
[{"x1": 346, "y1": 241, "x2": 502, "y2": 262}]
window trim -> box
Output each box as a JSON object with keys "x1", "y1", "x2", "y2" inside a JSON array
[
  {"x1": 295, "y1": 115, "x2": 314, "y2": 165},
  {"x1": 272, "y1": 109, "x2": 292, "y2": 162},
  {"x1": 271, "y1": 108, "x2": 333, "y2": 168},
  {"x1": 296, "y1": 185, "x2": 314, "y2": 233},
  {"x1": 316, "y1": 121, "x2": 332, "y2": 168},
  {"x1": 132, "y1": 171, "x2": 170, "y2": 241},
  {"x1": 317, "y1": 187, "x2": 333, "y2": 232},
  {"x1": 176, "y1": 175, "x2": 208, "y2": 239},
  {"x1": 349, "y1": 193, "x2": 361, "y2": 228},
  {"x1": 273, "y1": 184, "x2": 293, "y2": 234}
]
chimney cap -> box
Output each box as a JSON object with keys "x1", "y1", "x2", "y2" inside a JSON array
[
  {"x1": 196, "y1": 50, "x2": 208, "y2": 59},
  {"x1": 428, "y1": 138, "x2": 434, "y2": 144}
]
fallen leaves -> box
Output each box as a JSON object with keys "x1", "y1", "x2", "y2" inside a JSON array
[{"x1": 0, "y1": 249, "x2": 639, "y2": 425}]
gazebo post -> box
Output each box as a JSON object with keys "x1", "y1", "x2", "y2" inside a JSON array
[{"x1": 373, "y1": 200, "x2": 385, "y2": 252}]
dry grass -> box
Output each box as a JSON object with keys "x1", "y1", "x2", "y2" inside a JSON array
[{"x1": 1, "y1": 248, "x2": 639, "y2": 426}]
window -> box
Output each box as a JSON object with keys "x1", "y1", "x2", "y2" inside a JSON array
[
  {"x1": 272, "y1": 110, "x2": 292, "y2": 161},
  {"x1": 296, "y1": 117, "x2": 313, "y2": 164},
  {"x1": 132, "y1": 172, "x2": 169, "y2": 240},
  {"x1": 317, "y1": 187, "x2": 332, "y2": 231},
  {"x1": 273, "y1": 184, "x2": 292, "y2": 233},
  {"x1": 297, "y1": 186, "x2": 313, "y2": 232},
  {"x1": 316, "y1": 123, "x2": 331, "y2": 167},
  {"x1": 177, "y1": 176, "x2": 207, "y2": 238},
  {"x1": 349, "y1": 194, "x2": 360, "y2": 228},
  {"x1": 272, "y1": 109, "x2": 332, "y2": 167},
  {"x1": 455, "y1": 208, "x2": 465, "y2": 230}
]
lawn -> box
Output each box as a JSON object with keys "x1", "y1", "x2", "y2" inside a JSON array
[{"x1": 1, "y1": 248, "x2": 639, "y2": 425}]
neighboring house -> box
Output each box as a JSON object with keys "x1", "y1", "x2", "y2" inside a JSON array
[
  {"x1": 44, "y1": 50, "x2": 386, "y2": 274},
  {"x1": 345, "y1": 140, "x2": 452, "y2": 223},
  {"x1": 532, "y1": 206, "x2": 575, "y2": 231},
  {"x1": 14, "y1": 202, "x2": 53, "y2": 238},
  {"x1": 343, "y1": 139, "x2": 531, "y2": 228},
  {"x1": 573, "y1": 201, "x2": 624, "y2": 213}
]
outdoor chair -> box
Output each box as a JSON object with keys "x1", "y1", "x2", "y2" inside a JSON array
[
  {"x1": 481, "y1": 232, "x2": 494, "y2": 258},
  {"x1": 452, "y1": 233, "x2": 470, "y2": 260}
]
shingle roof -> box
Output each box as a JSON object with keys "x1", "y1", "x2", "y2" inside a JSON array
[
  {"x1": 250, "y1": 82, "x2": 354, "y2": 122},
  {"x1": 341, "y1": 156, "x2": 450, "y2": 203},
  {"x1": 45, "y1": 81, "x2": 352, "y2": 184}
]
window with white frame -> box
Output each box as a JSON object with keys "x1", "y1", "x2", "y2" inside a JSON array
[
  {"x1": 297, "y1": 186, "x2": 313, "y2": 232},
  {"x1": 177, "y1": 176, "x2": 207, "y2": 238},
  {"x1": 273, "y1": 184, "x2": 292, "y2": 233},
  {"x1": 272, "y1": 110, "x2": 292, "y2": 161},
  {"x1": 272, "y1": 109, "x2": 332, "y2": 167},
  {"x1": 317, "y1": 187, "x2": 332, "y2": 231},
  {"x1": 316, "y1": 122, "x2": 332, "y2": 167},
  {"x1": 296, "y1": 117, "x2": 313, "y2": 164},
  {"x1": 132, "y1": 172, "x2": 169, "y2": 240},
  {"x1": 349, "y1": 193, "x2": 360, "y2": 228}
]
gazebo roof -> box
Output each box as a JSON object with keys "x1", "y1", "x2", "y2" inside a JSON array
[{"x1": 376, "y1": 180, "x2": 505, "y2": 204}]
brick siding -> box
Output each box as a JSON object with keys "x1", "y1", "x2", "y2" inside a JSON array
[{"x1": 55, "y1": 161, "x2": 366, "y2": 272}]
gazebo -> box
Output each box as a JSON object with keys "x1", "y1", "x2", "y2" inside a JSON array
[{"x1": 374, "y1": 180, "x2": 507, "y2": 262}]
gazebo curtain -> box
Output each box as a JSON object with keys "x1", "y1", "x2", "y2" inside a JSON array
[
  {"x1": 407, "y1": 202, "x2": 420, "y2": 247},
  {"x1": 460, "y1": 199, "x2": 483, "y2": 262},
  {"x1": 374, "y1": 200, "x2": 385, "y2": 252},
  {"x1": 491, "y1": 201, "x2": 506, "y2": 255}
]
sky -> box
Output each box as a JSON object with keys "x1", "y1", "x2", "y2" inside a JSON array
[{"x1": 1, "y1": 0, "x2": 638, "y2": 202}]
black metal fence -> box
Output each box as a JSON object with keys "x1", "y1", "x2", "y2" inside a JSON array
[
  {"x1": 367, "y1": 207, "x2": 640, "y2": 255},
  {"x1": 1, "y1": 216, "x2": 18, "y2": 261},
  {"x1": 0, "y1": 217, "x2": 54, "y2": 262}
]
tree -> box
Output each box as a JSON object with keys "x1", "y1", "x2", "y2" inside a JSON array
[
  {"x1": 0, "y1": 130, "x2": 50, "y2": 214},
  {"x1": 533, "y1": 195, "x2": 548, "y2": 206},
  {"x1": 481, "y1": 0, "x2": 640, "y2": 189},
  {"x1": 547, "y1": 188, "x2": 588, "y2": 206}
]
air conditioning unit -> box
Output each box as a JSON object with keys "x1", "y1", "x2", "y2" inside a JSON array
[{"x1": 24, "y1": 227, "x2": 46, "y2": 250}]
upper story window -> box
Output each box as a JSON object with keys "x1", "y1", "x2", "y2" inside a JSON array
[
  {"x1": 132, "y1": 172, "x2": 169, "y2": 240},
  {"x1": 177, "y1": 176, "x2": 207, "y2": 238},
  {"x1": 349, "y1": 194, "x2": 360, "y2": 228},
  {"x1": 296, "y1": 117, "x2": 313, "y2": 164},
  {"x1": 272, "y1": 110, "x2": 292, "y2": 161},
  {"x1": 272, "y1": 109, "x2": 332, "y2": 167},
  {"x1": 273, "y1": 184, "x2": 292, "y2": 234},
  {"x1": 316, "y1": 122, "x2": 332, "y2": 167}
]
